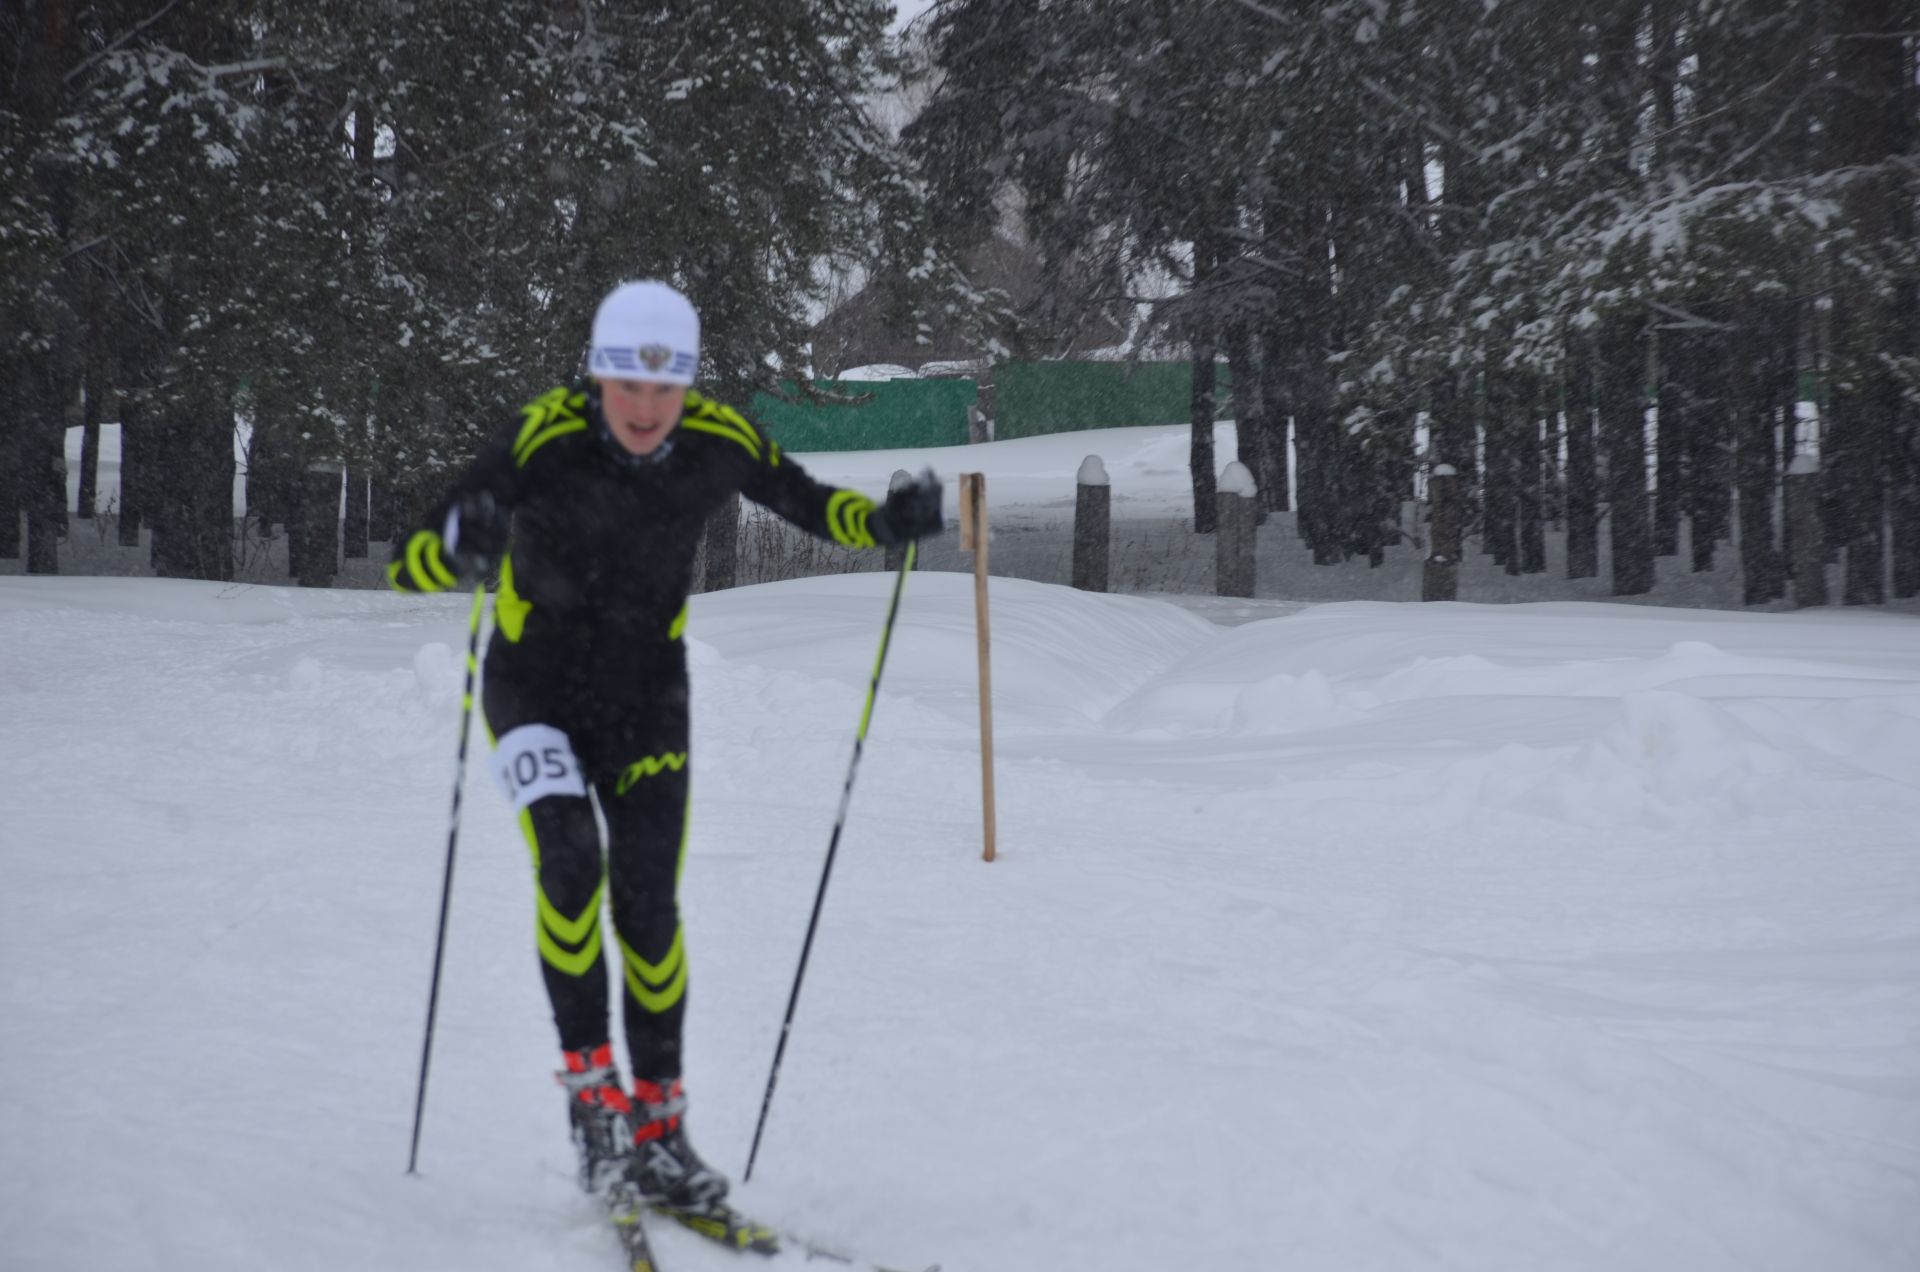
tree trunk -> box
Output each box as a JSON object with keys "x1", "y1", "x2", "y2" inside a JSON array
[
  {"x1": 1826, "y1": 0, "x2": 1906, "y2": 604},
  {"x1": 118, "y1": 396, "x2": 143, "y2": 546},
  {"x1": 1224, "y1": 323, "x2": 1268, "y2": 525},
  {"x1": 25, "y1": 415, "x2": 65, "y2": 575},
  {"x1": 1516, "y1": 378, "x2": 1546, "y2": 574},
  {"x1": 1484, "y1": 368, "x2": 1515, "y2": 569},
  {"x1": 1600, "y1": 316, "x2": 1654, "y2": 595},
  {"x1": 367, "y1": 469, "x2": 399, "y2": 547},
  {"x1": 1786, "y1": 464, "x2": 1829, "y2": 607},
  {"x1": 343, "y1": 463, "x2": 369, "y2": 559},
  {"x1": 0, "y1": 397, "x2": 21, "y2": 559},
  {"x1": 1564, "y1": 342, "x2": 1600, "y2": 579},
  {"x1": 1731, "y1": 322, "x2": 1789, "y2": 605},
  {"x1": 296, "y1": 460, "x2": 342, "y2": 587},
  {"x1": 1423, "y1": 469, "x2": 1461, "y2": 601},
  {"x1": 1361, "y1": 408, "x2": 1411, "y2": 569},
  {"x1": 77, "y1": 382, "x2": 100, "y2": 521},
  {"x1": 1652, "y1": 331, "x2": 1684, "y2": 556},
  {"x1": 1429, "y1": 372, "x2": 1474, "y2": 512},
  {"x1": 1894, "y1": 432, "x2": 1920, "y2": 598},
  {"x1": 244, "y1": 408, "x2": 290, "y2": 534},
  {"x1": 151, "y1": 389, "x2": 235, "y2": 581},
  {"x1": 1189, "y1": 339, "x2": 1219, "y2": 535},
  {"x1": 1684, "y1": 332, "x2": 1728, "y2": 572},
  {"x1": 1256, "y1": 319, "x2": 1291, "y2": 513}
]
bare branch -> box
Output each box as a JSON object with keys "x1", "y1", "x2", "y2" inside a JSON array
[
  {"x1": 60, "y1": 235, "x2": 113, "y2": 262},
  {"x1": 64, "y1": 0, "x2": 181, "y2": 84},
  {"x1": 1646, "y1": 301, "x2": 1733, "y2": 331}
]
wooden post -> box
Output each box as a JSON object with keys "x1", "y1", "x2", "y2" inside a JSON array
[
  {"x1": 1072, "y1": 455, "x2": 1110, "y2": 592},
  {"x1": 1215, "y1": 461, "x2": 1257, "y2": 597},
  {"x1": 960, "y1": 473, "x2": 997, "y2": 863},
  {"x1": 1423, "y1": 465, "x2": 1461, "y2": 601},
  {"x1": 885, "y1": 469, "x2": 912, "y2": 573},
  {"x1": 1786, "y1": 457, "x2": 1828, "y2": 608}
]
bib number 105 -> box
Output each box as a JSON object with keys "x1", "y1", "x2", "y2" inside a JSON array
[{"x1": 489, "y1": 723, "x2": 587, "y2": 809}]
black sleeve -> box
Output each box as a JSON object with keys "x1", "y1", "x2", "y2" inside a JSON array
[{"x1": 688, "y1": 395, "x2": 882, "y2": 550}]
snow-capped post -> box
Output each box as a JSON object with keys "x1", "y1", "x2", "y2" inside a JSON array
[
  {"x1": 1423, "y1": 464, "x2": 1460, "y2": 602},
  {"x1": 1215, "y1": 461, "x2": 1257, "y2": 598},
  {"x1": 959, "y1": 472, "x2": 998, "y2": 862},
  {"x1": 1073, "y1": 455, "x2": 1110, "y2": 592},
  {"x1": 885, "y1": 469, "x2": 913, "y2": 573},
  {"x1": 968, "y1": 403, "x2": 991, "y2": 445},
  {"x1": 1786, "y1": 455, "x2": 1828, "y2": 608},
  {"x1": 296, "y1": 458, "x2": 343, "y2": 588}
]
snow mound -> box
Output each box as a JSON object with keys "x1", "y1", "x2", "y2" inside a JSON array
[
  {"x1": 690, "y1": 572, "x2": 1214, "y2": 728},
  {"x1": 1098, "y1": 600, "x2": 1920, "y2": 828}
]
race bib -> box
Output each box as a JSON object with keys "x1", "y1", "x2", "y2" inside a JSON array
[{"x1": 490, "y1": 723, "x2": 588, "y2": 809}]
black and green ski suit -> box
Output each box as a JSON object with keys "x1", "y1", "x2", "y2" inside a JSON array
[{"x1": 390, "y1": 382, "x2": 889, "y2": 1080}]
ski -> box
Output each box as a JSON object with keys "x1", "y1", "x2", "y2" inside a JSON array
[
  {"x1": 645, "y1": 1200, "x2": 934, "y2": 1272},
  {"x1": 646, "y1": 1199, "x2": 779, "y2": 1254},
  {"x1": 775, "y1": 1232, "x2": 937, "y2": 1272},
  {"x1": 605, "y1": 1181, "x2": 661, "y2": 1272}
]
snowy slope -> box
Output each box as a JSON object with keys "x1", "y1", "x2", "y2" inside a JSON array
[{"x1": 2, "y1": 574, "x2": 1918, "y2": 1272}]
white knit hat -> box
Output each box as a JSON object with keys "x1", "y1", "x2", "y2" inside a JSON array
[{"x1": 588, "y1": 280, "x2": 700, "y2": 384}]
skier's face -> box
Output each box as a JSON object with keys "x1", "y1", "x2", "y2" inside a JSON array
[{"x1": 598, "y1": 378, "x2": 686, "y2": 456}]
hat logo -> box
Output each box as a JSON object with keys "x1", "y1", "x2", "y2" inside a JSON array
[{"x1": 637, "y1": 344, "x2": 672, "y2": 372}]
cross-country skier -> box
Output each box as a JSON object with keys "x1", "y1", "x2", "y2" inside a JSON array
[{"x1": 388, "y1": 280, "x2": 943, "y2": 1210}]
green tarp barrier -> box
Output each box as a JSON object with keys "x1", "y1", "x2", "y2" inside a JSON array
[
  {"x1": 747, "y1": 362, "x2": 1235, "y2": 452},
  {"x1": 749, "y1": 379, "x2": 975, "y2": 452},
  {"x1": 994, "y1": 361, "x2": 1230, "y2": 439}
]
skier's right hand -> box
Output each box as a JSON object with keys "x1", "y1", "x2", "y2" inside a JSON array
[
  {"x1": 871, "y1": 468, "x2": 944, "y2": 545},
  {"x1": 442, "y1": 490, "x2": 511, "y2": 576}
]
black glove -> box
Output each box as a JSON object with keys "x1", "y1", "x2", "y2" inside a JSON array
[
  {"x1": 869, "y1": 468, "x2": 944, "y2": 545},
  {"x1": 441, "y1": 490, "x2": 511, "y2": 576}
]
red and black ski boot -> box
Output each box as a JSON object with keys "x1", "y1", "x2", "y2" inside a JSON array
[
  {"x1": 557, "y1": 1043, "x2": 635, "y2": 1194},
  {"x1": 623, "y1": 1077, "x2": 729, "y2": 1210}
]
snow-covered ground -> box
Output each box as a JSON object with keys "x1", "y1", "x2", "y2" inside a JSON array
[{"x1": 4, "y1": 565, "x2": 1918, "y2": 1272}]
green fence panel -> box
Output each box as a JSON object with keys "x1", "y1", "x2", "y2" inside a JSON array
[
  {"x1": 749, "y1": 379, "x2": 976, "y2": 452},
  {"x1": 995, "y1": 361, "x2": 1232, "y2": 439}
]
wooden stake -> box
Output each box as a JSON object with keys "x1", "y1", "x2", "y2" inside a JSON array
[{"x1": 961, "y1": 473, "x2": 997, "y2": 863}]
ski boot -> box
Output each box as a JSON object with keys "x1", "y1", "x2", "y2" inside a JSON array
[
  {"x1": 623, "y1": 1077, "x2": 729, "y2": 1211},
  {"x1": 557, "y1": 1042, "x2": 635, "y2": 1194}
]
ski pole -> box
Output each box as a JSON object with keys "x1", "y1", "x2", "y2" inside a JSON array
[
  {"x1": 407, "y1": 584, "x2": 488, "y2": 1175},
  {"x1": 744, "y1": 542, "x2": 917, "y2": 1183}
]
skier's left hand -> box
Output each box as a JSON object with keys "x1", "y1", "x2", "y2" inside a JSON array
[{"x1": 871, "y1": 468, "x2": 944, "y2": 544}]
